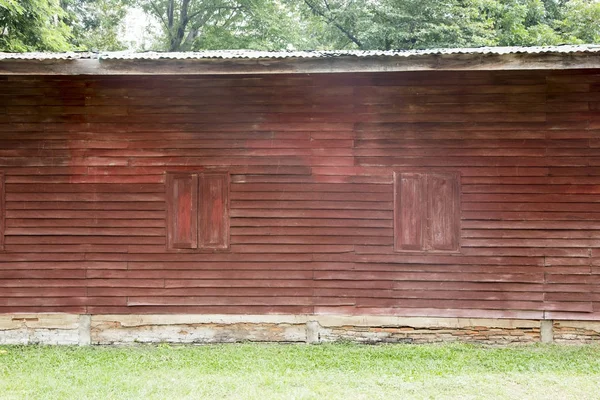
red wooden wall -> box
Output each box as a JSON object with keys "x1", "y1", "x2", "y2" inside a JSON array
[{"x1": 0, "y1": 69, "x2": 599, "y2": 320}]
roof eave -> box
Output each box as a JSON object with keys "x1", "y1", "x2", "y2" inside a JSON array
[{"x1": 1, "y1": 52, "x2": 599, "y2": 75}]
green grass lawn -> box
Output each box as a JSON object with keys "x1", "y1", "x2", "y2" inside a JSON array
[{"x1": 1, "y1": 343, "x2": 600, "y2": 399}]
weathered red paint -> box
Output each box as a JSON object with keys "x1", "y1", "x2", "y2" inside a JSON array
[
  {"x1": 0, "y1": 71, "x2": 598, "y2": 320},
  {"x1": 166, "y1": 173, "x2": 198, "y2": 250},
  {"x1": 198, "y1": 173, "x2": 230, "y2": 250}
]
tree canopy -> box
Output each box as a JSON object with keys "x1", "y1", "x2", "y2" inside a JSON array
[
  {"x1": 0, "y1": 0, "x2": 599, "y2": 52},
  {"x1": 0, "y1": 0, "x2": 72, "y2": 51}
]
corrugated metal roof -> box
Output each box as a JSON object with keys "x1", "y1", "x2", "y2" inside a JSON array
[
  {"x1": 1, "y1": 45, "x2": 600, "y2": 60},
  {"x1": 0, "y1": 52, "x2": 91, "y2": 60},
  {"x1": 1, "y1": 45, "x2": 599, "y2": 75}
]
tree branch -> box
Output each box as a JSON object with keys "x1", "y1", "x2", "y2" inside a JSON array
[
  {"x1": 304, "y1": 0, "x2": 363, "y2": 48},
  {"x1": 167, "y1": 0, "x2": 174, "y2": 29},
  {"x1": 187, "y1": 5, "x2": 242, "y2": 22},
  {"x1": 149, "y1": 0, "x2": 172, "y2": 39}
]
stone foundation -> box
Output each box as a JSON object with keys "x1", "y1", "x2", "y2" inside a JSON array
[
  {"x1": 553, "y1": 321, "x2": 600, "y2": 344},
  {"x1": 0, "y1": 314, "x2": 81, "y2": 345},
  {"x1": 1, "y1": 314, "x2": 599, "y2": 345}
]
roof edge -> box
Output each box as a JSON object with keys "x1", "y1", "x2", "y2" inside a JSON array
[{"x1": 0, "y1": 49, "x2": 599, "y2": 75}]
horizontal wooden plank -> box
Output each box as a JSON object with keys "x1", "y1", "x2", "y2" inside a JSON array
[
  {"x1": 86, "y1": 306, "x2": 314, "y2": 314},
  {"x1": 88, "y1": 287, "x2": 312, "y2": 297},
  {"x1": 6, "y1": 210, "x2": 164, "y2": 219},
  {"x1": 126, "y1": 262, "x2": 313, "y2": 270},
  {"x1": 228, "y1": 244, "x2": 355, "y2": 253},
  {"x1": 230, "y1": 191, "x2": 392, "y2": 201},
  {"x1": 7, "y1": 202, "x2": 165, "y2": 210},
  {"x1": 463, "y1": 229, "x2": 600, "y2": 239},
  {"x1": 313, "y1": 253, "x2": 544, "y2": 265},
  {"x1": 354, "y1": 298, "x2": 546, "y2": 311},
  {"x1": 8, "y1": 219, "x2": 165, "y2": 228},
  {"x1": 314, "y1": 271, "x2": 544, "y2": 283},
  {"x1": 164, "y1": 279, "x2": 312, "y2": 288},
  {"x1": 127, "y1": 296, "x2": 313, "y2": 306},
  {"x1": 87, "y1": 270, "x2": 312, "y2": 280},
  {"x1": 0, "y1": 279, "x2": 86, "y2": 287},
  {"x1": 230, "y1": 235, "x2": 392, "y2": 245},
  {"x1": 230, "y1": 209, "x2": 392, "y2": 219},
  {"x1": 231, "y1": 218, "x2": 393, "y2": 228},
  {"x1": 5, "y1": 227, "x2": 164, "y2": 236},
  {"x1": 0, "y1": 297, "x2": 126, "y2": 307},
  {"x1": 0, "y1": 287, "x2": 87, "y2": 297},
  {"x1": 314, "y1": 307, "x2": 543, "y2": 319},
  {"x1": 231, "y1": 227, "x2": 393, "y2": 236},
  {"x1": 0, "y1": 270, "x2": 85, "y2": 279},
  {"x1": 5, "y1": 236, "x2": 165, "y2": 245},
  {"x1": 231, "y1": 200, "x2": 392, "y2": 211},
  {"x1": 7, "y1": 193, "x2": 164, "y2": 202},
  {"x1": 7, "y1": 183, "x2": 163, "y2": 193},
  {"x1": 313, "y1": 288, "x2": 543, "y2": 301},
  {"x1": 0, "y1": 261, "x2": 127, "y2": 270}
]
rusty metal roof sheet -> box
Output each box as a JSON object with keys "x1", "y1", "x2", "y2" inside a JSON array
[{"x1": 1, "y1": 45, "x2": 600, "y2": 60}]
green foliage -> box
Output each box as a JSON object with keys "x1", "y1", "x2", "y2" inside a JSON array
[
  {"x1": 1, "y1": 0, "x2": 599, "y2": 52},
  {"x1": 560, "y1": 0, "x2": 600, "y2": 44},
  {"x1": 368, "y1": 0, "x2": 495, "y2": 49},
  {"x1": 478, "y1": 0, "x2": 565, "y2": 46},
  {"x1": 137, "y1": 0, "x2": 314, "y2": 51},
  {"x1": 297, "y1": 0, "x2": 600, "y2": 50},
  {"x1": 195, "y1": 1, "x2": 310, "y2": 50},
  {"x1": 0, "y1": 0, "x2": 73, "y2": 51},
  {"x1": 62, "y1": 0, "x2": 131, "y2": 51},
  {"x1": 0, "y1": 0, "x2": 23, "y2": 13},
  {"x1": 136, "y1": 0, "x2": 241, "y2": 51}
]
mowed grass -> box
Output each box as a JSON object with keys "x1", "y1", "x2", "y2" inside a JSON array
[{"x1": 1, "y1": 343, "x2": 600, "y2": 399}]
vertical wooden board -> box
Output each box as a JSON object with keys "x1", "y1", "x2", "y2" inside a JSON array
[
  {"x1": 427, "y1": 173, "x2": 460, "y2": 252},
  {"x1": 394, "y1": 172, "x2": 425, "y2": 251},
  {"x1": 199, "y1": 173, "x2": 230, "y2": 250},
  {"x1": 166, "y1": 173, "x2": 198, "y2": 249}
]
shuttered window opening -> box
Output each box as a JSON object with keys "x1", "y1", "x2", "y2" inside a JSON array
[
  {"x1": 166, "y1": 172, "x2": 230, "y2": 251},
  {"x1": 0, "y1": 172, "x2": 4, "y2": 251},
  {"x1": 394, "y1": 171, "x2": 460, "y2": 253}
]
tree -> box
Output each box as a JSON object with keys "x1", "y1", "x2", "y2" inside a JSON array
[
  {"x1": 478, "y1": 0, "x2": 565, "y2": 46},
  {"x1": 299, "y1": 0, "x2": 600, "y2": 50},
  {"x1": 300, "y1": 0, "x2": 368, "y2": 49},
  {"x1": 0, "y1": 0, "x2": 73, "y2": 51},
  {"x1": 299, "y1": 0, "x2": 495, "y2": 50},
  {"x1": 195, "y1": 1, "x2": 311, "y2": 50},
  {"x1": 135, "y1": 0, "x2": 238, "y2": 51},
  {"x1": 2, "y1": 0, "x2": 599, "y2": 53},
  {"x1": 61, "y1": 0, "x2": 130, "y2": 51},
  {"x1": 369, "y1": 0, "x2": 494, "y2": 49},
  {"x1": 560, "y1": 0, "x2": 600, "y2": 44},
  {"x1": 0, "y1": 0, "x2": 22, "y2": 13}
]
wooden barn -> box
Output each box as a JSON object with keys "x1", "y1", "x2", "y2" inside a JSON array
[{"x1": 1, "y1": 46, "x2": 600, "y2": 344}]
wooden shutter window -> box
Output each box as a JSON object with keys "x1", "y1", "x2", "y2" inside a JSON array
[
  {"x1": 0, "y1": 173, "x2": 4, "y2": 251},
  {"x1": 394, "y1": 171, "x2": 460, "y2": 253},
  {"x1": 198, "y1": 173, "x2": 230, "y2": 250},
  {"x1": 166, "y1": 173, "x2": 198, "y2": 249},
  {"x1": 427, "y1": 173, "x2": 460, "y2": 252},
  {"x1": 394, "y1": 173, "x2": 425, "y2": 251}
]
